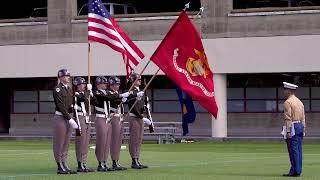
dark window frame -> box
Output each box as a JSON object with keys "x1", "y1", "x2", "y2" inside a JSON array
[{"x1": 227, "y1": 86, "x2": 317, "y2": 113}]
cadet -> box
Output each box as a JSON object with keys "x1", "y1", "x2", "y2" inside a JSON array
[
  {"x1": 127, "y1": 73, "x2": 152, "y2": 169},
  {"x1": 73, "y1": 77, "x2": 95, "y2": 173},
  {"x1": 94, "y1": 76, "x2": 134, "y2": 171},
  {"x1": 93, "y1": 76, "x2": 113, "y2": 172},
  {"x1": 52, "y1": 69, "x2": 78, "y2": 174},
  {"x1": 282, "y1": 82, "x2": 306, "y2": 177},
  {"x1": 108, "y1": 76, "x2": 134, "y2": 170}
]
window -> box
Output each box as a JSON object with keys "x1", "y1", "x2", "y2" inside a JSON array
[
  {"x1": 227, "y1": 88, "x2": 245, "y2": 112},
  {"x1": 152, "y1": 89, "x2": 180, "y2": 113},
  {"x1": 77, "y1": 0, "x2": 200, "y2": 16},
  {"x1": 0, "y1": 0, "x2": 47, "y2": 20},
  {"x1": 39, "y1": 90, "x2": 55, "y2": 113},
  {"x1": 13, "y1": 91, "x2": 38, "y2": 113},
  {"x1": 233, "y1": 0, "x2": 320, "y2": 9},
  {"x1": 13, "y1": 90, "x2": 55, "y2": 114}
]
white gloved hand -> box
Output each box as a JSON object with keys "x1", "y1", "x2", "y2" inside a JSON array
[
  {"x1": 120, "y1": 92, "x2": 131, "y2": 98},
  {"x1": 90, "y1": 91, "x2": 94, "y2": 97},
  {"x1": 142, "y1": 117, "x2": 152, "y2": 126},
  {"x1": 68, "y1": 119, "x2": 79, "y2": 129},
  {"x1": 74, "y1": 104, "x2": 79, "y2": 110},
  {"x1": 121, "y1": 97, "x2": 127, "y2": 103},
  {"x1": 137, "y1": 91, "x2": 144, "y2": 97},
  {"x1": 87, "y1": 84, "x2": 92, "y2": 91}
]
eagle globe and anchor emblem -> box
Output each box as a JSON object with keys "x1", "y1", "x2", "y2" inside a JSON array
[
  {"x1": 172, "y1": 48, "x2": 214, "y2": 98},
  {"x1": 185, "y1": 49, "x2": 210, "y2": 78}
]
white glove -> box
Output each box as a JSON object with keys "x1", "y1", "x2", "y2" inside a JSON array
[
  {"x1": 120, "y1": 92, "x2": 131, "y2": 98},
  {"x1": 74, "y1": 104, "x2": 79, "y2": 110},
  {"x1": 90, "y1": 91, "x2": 94, "y2": 97},
  {"x1": 87, "y1": 84, "x2": 92, "y2": 91},
  {"x1": 142, "y1": 117, "x2": 152, "y2": 126},
  {"x1": 137, "y1": 91, "x2": 144, "y2": 97},
  {"x1": 68, "y1": 119, "x2": 79, "y2": 129},
  {"x1": 121, "y1": 97, "x2": 127, "y2": 103}
]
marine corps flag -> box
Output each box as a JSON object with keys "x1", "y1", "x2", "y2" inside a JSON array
[{"x1": 150, "y1": 11, "x2": 218, "y2": 118}]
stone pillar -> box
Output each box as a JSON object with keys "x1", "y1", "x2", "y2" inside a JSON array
[{"x1": 212, "y1": 74, "x2": 227, "y2": 137}]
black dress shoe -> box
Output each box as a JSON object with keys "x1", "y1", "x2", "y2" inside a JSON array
[
  {"x1": 106, "y1": 166, "x2": 115, "y2": 171},
  {"x1": 138, "y1": 161, "x2": 148, "y2": 168},
  {"x1": 77, "y1": 162, "x2": 87, "y2": 173},
  {"x1": 112, "y1": 160, "x2": 127, "y2": 170},
  {"x1": 62, "y1": 162, "x2": 77, "y2": 174},
  {"x1": 282, "y1": 174, "x2": 300, "y2": 177},
  {"x1": 57, "y1": 169, "x2": 69, "y2": 175},
  {"x1": 83, "y1": 164, "x2": 95, "y2": 172},
  {"x1": 113, "y1": 164, "x2": 127, "y2": 170},
  {"x1": 131, "y1": 163, "x2": 143, "y2": 169},
  {"x1": 97, "y1": 165, "x2": 107, "y2": 172},
  {"x1": 57, "y1": 162, "x2": 69, "y2": 175}
]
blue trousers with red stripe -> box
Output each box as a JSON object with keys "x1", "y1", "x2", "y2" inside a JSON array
[{"x1": 286, "y1": 123, "x2": 304, "y2": 175}]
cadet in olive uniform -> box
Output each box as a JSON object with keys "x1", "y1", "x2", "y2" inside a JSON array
[
  {"x1": 107, "y1": 76, "x2": 134, "y2": 170},
  {"x1": 93, "y1": 76, "x2": 113, "y2": 172},
  {"x1": 73, "y1": 77, "x2": 95, "y2": 173},
  {"x1": 127, "y1": 73, "x2": 152, "y2": 169},
  {"x1": 52, "y1": 69, "x2": 78, "y2": 174},
  {"x1": 94, "y1": 76, "x2": 133, "y2": 171},
  {"x1": 282, "y1": 82, "x2": 306, "y2": 177}
]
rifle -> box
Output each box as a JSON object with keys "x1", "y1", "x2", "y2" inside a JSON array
[
  {"x1": 144, "y1": 78, "x2": 154, "y2": 133},
  {"x1": 74, "y1": 93, "x2": 81, "y2": 136}
]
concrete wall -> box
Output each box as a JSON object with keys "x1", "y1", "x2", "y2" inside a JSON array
[
  {"x1": 0, "y1": 35, "x2": 319, "y2": 78},
  {"x1": 0, "y1": 0, "x2": 319, "y2": 45}
]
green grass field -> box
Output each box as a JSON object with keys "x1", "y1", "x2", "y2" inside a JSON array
[{"x1": 0, "y1": 141, "x2": 319, "y2": 180}]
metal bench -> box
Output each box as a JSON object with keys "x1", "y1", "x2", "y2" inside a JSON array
[{"x1": 86, "y1": 121, "x2": 182, "y2": 144}]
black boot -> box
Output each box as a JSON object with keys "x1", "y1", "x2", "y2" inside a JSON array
[
  {"x1": 83, "y1": 163, "x2": 95, "y2": 172},
  {"x1": 104, "y1": 161, "x2": 115, "y2": 171},
  {"x1": 77, "y1": 162, "x2": 87, "y2": 173},
  {"x1": 112, "y1": 160, "x2": 127, "y2": 170},
  {"x1": 62, "y1": 162, "x2": 77, "y2": 174},
  {"x1": 57, "y1": 162, "x2": 69, "y2": 175},
  {"x1": 149, "y1": 125, "x2": 154, "y2": 133},
  {"x1": 137, "y1": 159, "x2": 148, "y2": 169},
  {"x1": 131, "y1": 158, "x2": 142, "y2": 169},
  {"x1": 97, "y1": 161, "x2": 107, "y2": 172}
]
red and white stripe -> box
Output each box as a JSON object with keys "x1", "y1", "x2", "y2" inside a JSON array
[{"x1": 88, "y1": 13, "x2": 144, "y2": 77}]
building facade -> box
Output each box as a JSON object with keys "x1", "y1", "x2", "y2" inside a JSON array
[{"x1": 0, "y1": 0, "x2": 320, "y2": 137}]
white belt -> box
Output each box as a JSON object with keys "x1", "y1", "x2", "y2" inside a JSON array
[
  {"x1": 95, "y1": 107, "x2": 104, "y2": 112},
  {"x1": 129, "y1": 113, "x2": 137, "y2": 117},
  {"x1": 110, "y1": 107, "x2": 117, "y2": 112},
  {"x1": 96, "y1": 114, "x2": 107, "y2": 118},
  {"x1": 77, "y1": 112, "x2": 84, "y2": 116},
  {"x1": 111, "y1": 113, "x2": 121, "y2": 117},
  {"x1": 55, "y1": 111, "x2": 63, "y2": 115},
  {"x1": 293, "y1": 121, "x2": 301, "y2": 124},
  {"x1": 55, "y1": 111, "x2": 73, "y2": 116}
]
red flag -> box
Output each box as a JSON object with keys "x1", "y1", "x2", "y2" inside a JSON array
[{"x1": 150, "y1": 11, "x2": 218, "y2": 118}]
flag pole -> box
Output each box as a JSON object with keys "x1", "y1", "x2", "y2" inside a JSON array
[
  {"x1": 123, "y1": 68, "x2": 160, "y2": 121},
  {"x1": 87, "y1": 42, "x2": 92, "y2": 116},
  {"x1": 128, "y1": 59, "x2": 152, "y2": 91},
  {"x1": 118, "y1": 59, "x2": 152, "y2": 110}
]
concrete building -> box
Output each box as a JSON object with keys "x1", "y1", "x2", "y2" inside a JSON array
[{"x1": 0, "y1": 0, "x2": 320, "y2": 137}]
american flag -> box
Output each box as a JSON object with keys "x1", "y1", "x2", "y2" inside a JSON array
[{"x1": 88, "y1": 0, "x2": 144, "y2": 79}]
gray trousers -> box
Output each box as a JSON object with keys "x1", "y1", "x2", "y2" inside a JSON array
[
  {"x1": 110, "y1": 116, "x2": 124, "y2": 161},
  {"x1": 75, "y1": 116, "x2": 91, "y2": 163},
  {"x1": 95, "y1": 117, "x2": 111, "y2": 163},
  {"x1": 53, "y1": 114, "x2": 72, "y2": 163},
  {"x1": 129, "y1": 116, "x2": 144, "y2": 159}
]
